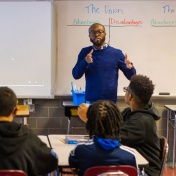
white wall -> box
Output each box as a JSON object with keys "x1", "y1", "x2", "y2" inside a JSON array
[{"x1": 56, "y1": 1, "x2": 176, "y2": 96}]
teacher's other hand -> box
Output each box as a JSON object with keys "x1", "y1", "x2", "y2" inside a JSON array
[{"x1": 125, "y1": 54, "x2": 133, "y2": 69}]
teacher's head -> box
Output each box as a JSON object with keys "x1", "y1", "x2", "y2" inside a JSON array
[
  {"x1": 86, "y1": 100, "x2": 122, "y2": 140},
  {"x1": 88, "y1": 23, "x2": 106, "y2": 48}
]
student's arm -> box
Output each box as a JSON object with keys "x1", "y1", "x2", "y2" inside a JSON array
[
  {"x1": 35, "y1": 138, "x2": 58, "y2": 175},
  {"x1": 69, "y1": 146, "x2": 79, "y2": 168},
  {"x1": 120, "y1": 114, "x2": 146, "y2": 146}
]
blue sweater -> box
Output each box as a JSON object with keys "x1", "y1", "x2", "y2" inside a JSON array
[
  {"x1": 69, "y1": 138, "x2": 137, "y2": 176},
  {"x1": 72, "y1": 45, "x2": 136, "y2": 103}
]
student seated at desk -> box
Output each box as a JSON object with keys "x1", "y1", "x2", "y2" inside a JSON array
[
  {"x1": 0, "y1": 87, "x2": 58, "y2": 176},
  {"x1": 78, "y1": 74, "x2": 161, "y2": 176},
  {"x1": 69, "y1": 100, "x2": 139, "y2": 176},
  {"x1": 120, "y1": 74, "x2": 161, "y2": 176}
]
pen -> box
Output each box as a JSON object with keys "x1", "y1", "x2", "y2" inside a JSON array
[{"x1": 60, "y1": 139, "x2": 66, "y2": 144}]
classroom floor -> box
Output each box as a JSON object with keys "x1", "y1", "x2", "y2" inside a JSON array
[{"x1": 163, "y1": 166, "x2": 176, "y2": 176}]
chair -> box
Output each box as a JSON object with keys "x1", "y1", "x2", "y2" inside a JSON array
[
  {"x1": 60, "y1": 167, "x2": 76, "y2": 176},
  {"x1": 84, "y1": 165, "x2": 138, "y2": 176},
  {"x1": 98, "y1": 171, "x2": 128, "y2": 176},
  {"x1": 159, "y1": 136, "x2": 169, "y2": 176},
  {"x1": 0, "y1": 170, "x2": 27, "y2": 176}
]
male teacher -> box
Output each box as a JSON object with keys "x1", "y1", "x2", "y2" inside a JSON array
[{"x1": 72, "y1": 23, "x2": 136, "y2": 103}]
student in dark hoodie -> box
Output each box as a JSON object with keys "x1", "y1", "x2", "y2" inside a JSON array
[
  {"x1": 0, "y1": 87, "x2": 58, "y2": 176},
  {"x1": 69, "y1": 100, "x2": 138, "y2": 176},
  {"x1": 121, "y1": 74, "x2": 161, "y2": 176},
  {"x1": 77, "y1": 74, "x2": 161, "y2": 176}
]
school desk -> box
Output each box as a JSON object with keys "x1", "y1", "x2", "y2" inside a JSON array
[
  {"x1": 48, "y1": 134, "x2": 149, "y2": 169},
  {"x1": 15, "y1": 105, "x2": 30, "y2": 124},
  {"x1": 62, "y1": 101, "x2": 79, "y2": 134},
  {"x1": 164, "y1": 105, "x2": 176, "y2": 169},
  {"x1": 38, "y1": 135, "x2": 50, "y2": 148}
]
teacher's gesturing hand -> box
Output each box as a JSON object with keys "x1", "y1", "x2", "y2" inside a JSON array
[
  {"x1": 85, "y1": 49, "x2": 93, "y2": 63},
  {"x1": 125, "y1": 54, "x2": 133, "y2": 69}
]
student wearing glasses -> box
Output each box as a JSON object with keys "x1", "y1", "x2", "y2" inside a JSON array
[
  {"x1": 78, "y1": 74, "x2": 161, "y2": 176},
  {"x1": 121, "y1": 74, "x2": 161, "y2": 176},
  {"x1": 72, "y1": 23, "x2": 136, "y2": 104}
]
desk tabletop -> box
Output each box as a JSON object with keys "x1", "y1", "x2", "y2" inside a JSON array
[
  {"x1": 48, "y1": 135, "x2": 75, "y2": 166},
  {"x1": 164, "y1": 105, "x2": 176, "y2": 111},
  {"x1": 48, "y1": 134, "x2": 148, "y2": 167},
  {"x1": 16, "y1": 105, "x2": 29, "y2": 117}
]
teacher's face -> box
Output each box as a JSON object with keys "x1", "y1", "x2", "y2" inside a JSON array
[{"x1": 89, "y1": 24, "x2": 106, "y2": 47}]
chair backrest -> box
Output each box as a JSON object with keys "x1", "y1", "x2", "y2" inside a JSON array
[
  {"x1": 0, "y1": 170, "x2": 27, "y2": 176},
  {"x1": 84, "y1": 165, "x2": 138, "y2": 176},
  {"x1": 159, "y1": 136, "x2": 169, "y2": 176},
  {"x1": 98, "y1": 171, "x2": 128, "y2": 176}
]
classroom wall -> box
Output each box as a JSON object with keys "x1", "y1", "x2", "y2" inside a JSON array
[
  {"x1": 14, "y1": 96, "x2": 175, "y2": 162},
  {"x1": 2, "y1": 0, "x2": 176, "y2": 97},
  {"x1": 8, "y1": 0, "x2": 175, "y2": 163}
]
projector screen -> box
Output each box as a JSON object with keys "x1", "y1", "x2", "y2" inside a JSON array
[{"x1": 0, "y1": 0, "x2": 55, "y2": 98}]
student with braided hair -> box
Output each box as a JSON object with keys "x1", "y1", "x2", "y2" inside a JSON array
[{"x1": 69, "y1": 100, "x2": 138, "y2": 176}]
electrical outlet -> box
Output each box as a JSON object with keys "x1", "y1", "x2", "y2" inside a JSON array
[
  {"x1": 23, "y1": 99, "x2": 35, "y2": 112},
  {"x1": 24, "y1": 99, "x2": 32, "y2": 105}
]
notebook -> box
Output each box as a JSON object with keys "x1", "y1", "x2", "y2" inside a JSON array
[{"x1": 65, "y1": 135, "x2": 89, "y2": 144}]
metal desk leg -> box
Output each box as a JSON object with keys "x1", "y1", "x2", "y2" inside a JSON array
[
  {"x1": 19, "y1": 117, "x2": 28, "y2": 125},
  {"x1": 20, "y1": 117, "x2": 24, "y2": 124},
  {"x1": 166, "y1": 110, "x2": 169, "y2": 142},
  {"x1": 67, "y1": 117, "x2": 71, "y2": 134},
  {"x1": 173, "y1": 113, "x2": 176, "y2": 169}
]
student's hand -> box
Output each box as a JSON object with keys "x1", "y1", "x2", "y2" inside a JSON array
[
  {"x1": 85, "y1": 49, "x2": 93, "y2": 63},
  {"x1": 125, "y1": 54, "x2": 133, "y2": 69},
  {"x1": 78, "y1": 103, "x2": 88, "y2": 123}
]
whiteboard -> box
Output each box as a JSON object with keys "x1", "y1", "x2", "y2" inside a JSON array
[
  {"x1": 56, "y1": 0, "x2": 176, "y2": 96},
  {"x1": 0, "y1": 0, "x2": 55, "y2": 98}
]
